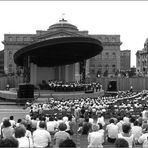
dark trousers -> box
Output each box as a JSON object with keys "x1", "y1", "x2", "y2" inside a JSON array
[{"x1": 107, "y1": 137, "x2": 116, "y2": 143}]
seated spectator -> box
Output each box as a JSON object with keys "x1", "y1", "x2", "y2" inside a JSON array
[
  {"x1": 116, "y1": 116, "x2": 124, "y2": 133},
  {"x1": 9, "y1": 116, "x2": 16, "y2": 128},
  {"x1": 123, "y1": 116, "x2": 130, "y2": 124},
  {"x1": 115, "y1": 138, "x2": 129, "y2": 148},
  {"x1": 15, "y1": 125, "x2": 33, "y2": 148},
  {"x1": 20, "y1": 120, "x2": 32, "y2": 139},
  {"x1": 25, "y1": 115, "x2": 32, "y2": 132},
  {"x1": 97, "y1": 113, "x2": 105, "y2": 127},
  {"x1": 59, "y1": 139, "x2": 76, "y2": 148},
  {"x1": 65, "y1": 115, "x2": 75, "y2": 136},
  {"x1": 33, "y1": 121, "x2": 51, "y2": 148},
  {"x1": 138, "y1": 124, "x2": 148, "y2": 148},
  {"x1": 46, "y1": 116, "x2": 58, "y2": 135},
  {"x1": 142, "y1": 120, "x2": 148, "y2": 132},
  {"x1": 54, "y1": 122, "x2": 70, "y2": 148},
  {"x1": 78, "y1": 117, "x2": 92, "y2": 135},
  {"x1": 87, "y1": 124, "x2": 104, "y2": 148},
  {"x1": 31, "y1": 116, "x2": 37, "y2": 132},
  {"x1": 1, "y1": 119, "x2": 14, "y2": 139},
  {"x1": 118, "y1": 123, "x2": 134, "y2": 148},
  {"x1": 98, "y1": 123, "x2": 104, "y2": 135},
  {"x1": 0, "y1": 137, "x2": 18, "y2": 147},
  {"x1": 106, "y1": 118, "x2": 118, "y2": 143},
  {"x1": 16, "y1": 119, "x2": 22, "y2": 127},
  {"x1": 131, "y1": 120, "x2": 142, "y2": 143}
]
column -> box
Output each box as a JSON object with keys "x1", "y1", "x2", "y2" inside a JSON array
[
  {"x1": 30, "y1": 63, "x2": 37, "y2": 85},
  {"x1": 75, "y1": 62, "x2": 80, "y2": 82},
  {"x1": 65, "y1": 65, "x2": 69, "y2": 82},
  {"x1": 85, "y1": 59, "x2": 90, "y2": 78},
  {"x1": 23, "y1": 55, "x2": 30, "y2": 83}
]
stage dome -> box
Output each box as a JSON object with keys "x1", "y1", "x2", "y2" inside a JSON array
[
  {"x1": 48, "y1": 19, "x2": 78, "y2": 32},
  {"x1": 14, "y1": 19, "x2": 103, "y2": 67}
]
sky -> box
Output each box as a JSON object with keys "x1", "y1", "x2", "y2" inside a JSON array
[{"x1": 0, "y1": 1, "x2": 148, "y2": 67}]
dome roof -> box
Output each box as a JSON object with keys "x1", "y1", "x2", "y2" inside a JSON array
[{"x1": 48, "y1": 19, "x2": 78, "y2": 31}]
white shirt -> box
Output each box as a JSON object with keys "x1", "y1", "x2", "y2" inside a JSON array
[
  {"x1": 46, "y1": 121, "x2": 58, "y2": 132},
  {"x1": 138, "y1": 133, "x2": 148, "y2": 148},
  {"x1": 106, "y1": 123, "x2": 118, "y2": 139},
  {"x1": 9, "y1": 120, "x2": 16, "y2": 127},
  {"x1": 88, "y1": 131, "x2": 104, "y2": 148},
  {"x1": 17, "y1": 137, "x2": 33, "y2": 148},
  {"x1": 89, "y1": 118, "x2": 94, "y2": 124},
  {"x1": 97, "y1": 116, "x2": 105, "y2": 126},
  {"x1": 33, "y1": 128, "x2": 51, "y2": 147},
  {"x1": 131, "y1": 126, "x2": 142, "y2": 141},
  {"x1": 116, "y1": 120, "x2": 124, "y2": 133}
]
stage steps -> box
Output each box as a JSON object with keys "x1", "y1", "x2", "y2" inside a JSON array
[{"x1": 0, "y1": 101, "x2": 17, "y2": 105}]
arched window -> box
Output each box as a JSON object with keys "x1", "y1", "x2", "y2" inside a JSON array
[
  {"x1": 112, "y1": 64, "x2": 116, "y2": 73},
  {"x1": 105, "y1": 64, "x2": 109, "y2": 70},
  {"x1": 112, "y1": 52, "x2": 116, "y2": 58},
  {"x1": 91, "y1": 69, "x2": 95, "y2": 74},
  {"x1": 97, "y1": 64, "x2": 102, "y2": 75},
  {"x1": 105, "y1": 52, "x2": 109, "y2": 58}
]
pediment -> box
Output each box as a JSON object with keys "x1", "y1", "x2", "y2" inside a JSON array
[{"x1": 36, "y1": 30, "x2": 87, "y2": 41}]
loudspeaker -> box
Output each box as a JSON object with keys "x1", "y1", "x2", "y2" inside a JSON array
[
  {"x1": 107, "y1": 81, "x2": 117, "y2": 91},
  {"x1": 17, "y1": 84, "x2": 34, "y2": 98}
]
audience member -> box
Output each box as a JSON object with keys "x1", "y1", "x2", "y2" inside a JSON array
[
  {"x1": 87, "y1": 124, "x2": 104, "y2": 148},
  {"x1": 15, "y1": 125, "x2": 33, "y2": 148},
  {"x1": 54, "y1": 122, "x2": 70, "y2": 148},
  {"x1": 1, "y1": 119, "x2": 14, "y2": 139},
  {"x1": 131, "y1": 120, "x2": 142, "y2": 143},
  {"x1": 9, "y1": 116, "x2": 16, "y2": 128},
  {"x1": 138, "y1": 124, "x2": 148, "y2": 148},
  {"x1": 106, "y1": 118, "x2": 118, "y2": 143},
  {"x1": 33, "y1": 121, "x2": 51, "y2": 148},
  {"x1": 115, "y1": 138, "x2": 129, "y2": 148},
  {"x1": 118, "y1": 123, "x2": 134, "y2": 148},
  {"x1": 0, "y1": 137, "x2": 18, "y2": 147}
]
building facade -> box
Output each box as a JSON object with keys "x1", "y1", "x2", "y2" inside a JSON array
[
  {"x1": 120, "y1": 50, "x2": 131, "y2": 71},
  {"x1": 136, "y1": 38, "x2": 148, "y2": 76},
  {"x1": 87, "y1": 35, "x2": 121, "y2": 79},
  {"x1": 3, "y1": 19, "x2": 122, "y2": 84},
  {"x1": 0, "y1": 50, "x2": 4, "y2": 76}
]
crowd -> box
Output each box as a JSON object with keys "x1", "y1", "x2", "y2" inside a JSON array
[
  {"x1": 28, "y1": 90, "x2": 148, "y2": 119},
  {"x1": 39, "y1": 80, "x2": 102, "y2": 92},
  {"x1": 1, "y1": 90, "x2": 148, "y2": 147}
]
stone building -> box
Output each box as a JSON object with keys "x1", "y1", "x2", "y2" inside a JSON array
[
  {"x1": 136, "y1": 38, "x2": 148, "y2": 76},
  {"x1": 0, "y1": 50, "x2": 4, "y2": 76},
  {"x1": 2, "y1": 19, "x2": 122, "y2": 84},
  {"x1": 88, "y1": 34, "x2": 121, "y2": 79},
  {"x1": 120, "y1": 50, "x2": 131, "y2": 71}
]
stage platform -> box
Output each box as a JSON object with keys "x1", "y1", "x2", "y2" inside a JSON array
[{"x1": 0, "y1": 89, "x2": 105, "y2": 103}]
